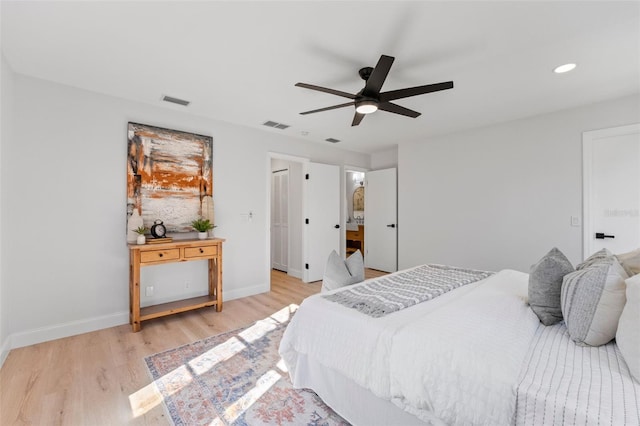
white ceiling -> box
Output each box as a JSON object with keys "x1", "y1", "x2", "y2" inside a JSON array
[{"x1": 2, "y1": 1, "x2": 639, "y2": 154}]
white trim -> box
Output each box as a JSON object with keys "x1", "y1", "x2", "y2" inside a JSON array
[
  {"x1": 0, "y1": 335, "x2": 11, "y2": 369},
  {"x1": 582, "y1": 123, "x2": 640, "y2": 259},
  {"x1": 344, "y1": 164, "x2": 369, "y2": 173},
  {"x1": 8, "y1": 311, "x2": 129, "y2": 350},
  {"x1": 0, "y1": 283, "x2": 270, "y2": 360},
  {"x1": 287, "y1": 268, "x2": 303, "y2": 279},
  {"x1": 224, "y1": 283, "x2": 270, "y2": 301}
]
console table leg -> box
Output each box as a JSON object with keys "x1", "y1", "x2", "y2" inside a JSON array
[
  {"x1": 130, "y1": 250, "x2": 141, "y2": 332},
  {"x1": 215, "y1": 253, "x2": 223, "y2": 312}
]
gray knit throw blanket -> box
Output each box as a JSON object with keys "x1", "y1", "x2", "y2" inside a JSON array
[{"x1": 323, "y1": 264, "x2": 494, "y2": 318}]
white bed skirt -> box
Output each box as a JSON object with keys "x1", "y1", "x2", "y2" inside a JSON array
[{"x1": 290, "y1": 352, "x2": 444, "y2": 426}]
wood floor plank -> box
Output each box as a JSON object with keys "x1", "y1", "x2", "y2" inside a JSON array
[{"x1": 0, "y1": 269, "x2": 384, "y2": 425}]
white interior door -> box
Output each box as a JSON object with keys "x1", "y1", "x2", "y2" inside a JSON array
[
  {"x1": 583, "y1": 123, "x2": 640, "y2": 257},
  {"x1": 303, "y1": 162, "x2": 340, "y2": 282},
  {"x1": 365, "y1": 168, "x2": 397, "y2": 272},
  {"x1": 271, "y1": 170, "x2": 288, "y2": 272}
]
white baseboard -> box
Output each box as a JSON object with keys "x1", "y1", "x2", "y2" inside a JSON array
[
  {"x1": 287, "y1": 268, "x2": 302, "y2": 279},
  {"x1": 0, "y1": 335, "x2": 11, "y2": 369},
  {"x1": 224, "y1": 283, "x2": 269, "y2": 301},
  {"x1": 8, "y1": 311, "x2": 129, "y2": 351},
  {"x1": 1, "y1": 283, "x2": 270, "y2": 361}
]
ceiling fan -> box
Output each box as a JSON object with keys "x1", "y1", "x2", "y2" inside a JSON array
[{"x1": 295, "y1": 54, "x2": 454, "y2": 126}]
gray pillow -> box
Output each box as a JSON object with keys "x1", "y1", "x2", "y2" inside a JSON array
[
  {"x1": 321, "y1": 250, "x2": 364, "y2": 293},
  {"x1": 561, "y1": 256, "x2": 628, "y2": 346},
  {"x1": 528, "y1": 247, "x2": 575, "y2": 325},
  {"x1": 576, "y1": 248, "x2": 613, "y2": 270}
]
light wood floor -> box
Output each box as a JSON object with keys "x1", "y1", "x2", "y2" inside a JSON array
[{"x1": 0, "y1": 269, "x2": 387, "y2": 425}]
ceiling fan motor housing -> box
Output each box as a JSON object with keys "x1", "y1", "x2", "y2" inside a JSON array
[{"x1": 358, "y1": 67, "x2": 374, "y2": 81}]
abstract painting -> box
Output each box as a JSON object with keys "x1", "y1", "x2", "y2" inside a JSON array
[{"x1": 127, "y1": 122, "x2": 213, "y2": 233}]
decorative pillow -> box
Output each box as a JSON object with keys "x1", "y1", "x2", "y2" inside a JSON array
[
  {"x1": 616, "y1": 248, "x2": 640, "y2": 277},
  {"x1": 616, "y1": 274, "x2": 640, "y2": 382},
  {"x1": 528, "y1": 247, "x2": 575, "y2": 325},
  {"x1": 321, "y1": 250, "x2": 364, "y2": 293},
  {"x1": 561, "y1": 256, "x2": 628, "y2": 346},
  {"x1": 576, "y1": 248, "x2": 613, "y2": 270}
]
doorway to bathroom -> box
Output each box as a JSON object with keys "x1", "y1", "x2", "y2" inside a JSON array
[{"x1": 345, "y1": 169, "x2": 366, "y2": 259}]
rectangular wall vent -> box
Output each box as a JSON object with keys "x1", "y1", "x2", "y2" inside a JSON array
[
  {"x1": 325, "y1": 138, "x2": 341, "y2": 143},
  {"x1": 263, "y1": 120, "x2": 290, "y2": 130},
  {"x1": 162, "y1": 95, "x2": 190, "y2": 106}
]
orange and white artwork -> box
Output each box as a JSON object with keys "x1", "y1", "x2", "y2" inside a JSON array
[{"x1": 127, "y1": 122, "x2": 213, "y2": 233}]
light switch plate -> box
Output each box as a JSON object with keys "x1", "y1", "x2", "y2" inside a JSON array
[{"x1": 571, "y1": 216, "x2": 580, "y2": 227}]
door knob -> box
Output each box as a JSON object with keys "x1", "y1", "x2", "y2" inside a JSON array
[
  {"x1": 387, "y1": 224, "x2": 396, "y2": 228},
  {"x1": 334, "y1": 224, "x2": 340, "y2": 229},
  {"x1": 595, "y1": 233, "x2": 615, "y2": 239}
]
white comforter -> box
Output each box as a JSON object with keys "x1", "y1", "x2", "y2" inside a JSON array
[{"x1": 279, "y1": 268, "x2": 540, "y2": 425}]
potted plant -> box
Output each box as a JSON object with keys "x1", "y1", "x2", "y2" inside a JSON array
[
  {"x1": 191, "y1": 218, "x2": 214, "y2": 240},
  {"x1": 134, "y1": 226, "x2": 148, "y2": 245}
]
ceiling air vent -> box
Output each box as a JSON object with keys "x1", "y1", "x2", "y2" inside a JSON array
[
  {"x1": 263, "y1": 120, "x2": 290, "y2": 130},
  {"x1": 162, "y1": 95, "x2": 190, "y2": 106},
  {"x1": 325, "y1": 138, "x2": 341, "y2": 143}
]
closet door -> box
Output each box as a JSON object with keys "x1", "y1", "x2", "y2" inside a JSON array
[{"x1": 271, "y1": 170, "x2": 289, "y2": 272}]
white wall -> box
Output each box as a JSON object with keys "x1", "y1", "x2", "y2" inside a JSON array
[
  {"x1": 0, "y1": 53, "x2": 13, "y2": 364},
  {"x1": 371, "y1": 146, "x2": 398, "y2": 170},
  {"x1": 399, "y1": 95, "x2": 640, "y2": 273},
  {"x1": 3, "y1": 73, "x2": 369, "y2": 349}
]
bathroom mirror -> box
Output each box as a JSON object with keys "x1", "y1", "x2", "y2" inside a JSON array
[{"x1": 353, "y1": 186, "x2": 364, "y2": 212}]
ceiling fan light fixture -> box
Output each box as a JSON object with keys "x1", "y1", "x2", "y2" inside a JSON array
[{"x1": 355, "y1": 100, "x2": 378, "y2": 114}]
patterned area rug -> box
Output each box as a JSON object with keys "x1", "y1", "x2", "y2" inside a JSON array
[{"x1": 144, "y1": 306, "x2": 349, "y2": 425}]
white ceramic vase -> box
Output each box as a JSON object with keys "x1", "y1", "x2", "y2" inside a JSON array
[
  {"x1": 197, "y1": 232, "x2": 207, "y2": 240},
  {"x1": 127, "y1": 209, "x2": 143, "y2": 243},
  {"x1": 137, "y1": 234, "x2": 146, "y2": 245}
]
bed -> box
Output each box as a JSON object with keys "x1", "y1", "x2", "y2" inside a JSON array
[{"x1": 278, "y1": 264, "x2": 640, "y2": 425}]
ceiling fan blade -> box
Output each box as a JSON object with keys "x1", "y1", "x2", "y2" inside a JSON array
[
  {"x1": 351, "y1": 112, "x2": 365, "y2": 126},
  {"x1": 378, "y1": 102, "x2": 421, "y2": 118},
  {"x1": 363, "y1": 55, "x2": 394, "y2": 96},
  {"x1": 379, "y1": 81, "x2": 454, "y2": 102},
  {"x1": 299, "y1": 102, "x2": 353, "y2": 115},
  {"x1": 295, "y1": 83, "x2": 356, "y2": 99}
]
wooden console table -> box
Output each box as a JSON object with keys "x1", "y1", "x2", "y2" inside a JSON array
[{"x1": 128, "y1": 238, "x2": 225, "y2": 332}]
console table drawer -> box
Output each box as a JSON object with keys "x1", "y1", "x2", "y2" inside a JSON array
[
  {"x1": 140, "y1": 249, "x2": 180, "y2": 263},
  {"x1": 184, "y1": 245, "x2": 218, "y2": 258}
]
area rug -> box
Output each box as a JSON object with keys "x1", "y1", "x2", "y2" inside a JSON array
[{"x1": 144, "y1": 307, "x2": 349, "y2": 426}]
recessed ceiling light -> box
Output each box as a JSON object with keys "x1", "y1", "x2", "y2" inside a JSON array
[{"x1": 554, "y1": 63, "x2": 577, "y2": 74}]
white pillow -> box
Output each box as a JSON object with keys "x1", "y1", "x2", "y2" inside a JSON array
[
  {"x1": 616, "y1": 248, "x2": 640, "y2": 277},
  {"x1": 321, "y1": 250, "x2": 364, "y2": 293},
  {"x1": 616, "y1": 274, "x2": 640, "y2": 382},
  {"x1": 561, "y1": 256, "x2": 628, "y2": 346}
]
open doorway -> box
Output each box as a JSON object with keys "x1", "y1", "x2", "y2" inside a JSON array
[
  {"x1": 345, "y1": 169, "x2": 366, "y2": 260},
  {"x1": 270, "y1": 157, "x2": 305, "y2": 280}
]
